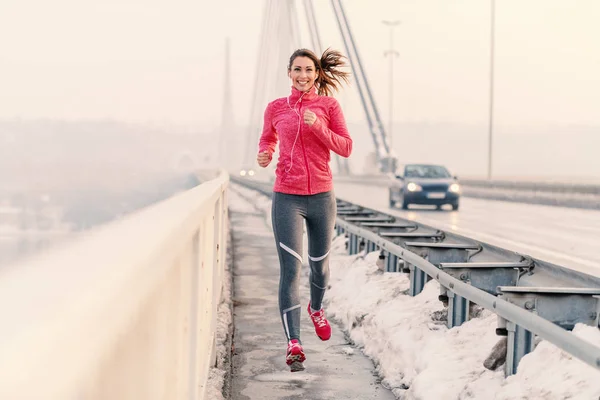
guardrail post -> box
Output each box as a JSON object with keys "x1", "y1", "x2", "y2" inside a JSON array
[
  {"x1": 348, "y1": 233, "x2": 359, "y2": 255},
  {"x1": 439, "y1": 286, "x2": 448, "y2": 303},
  {"x1": 505, "y1": 321, "x2": 534, "y2": 376},
  {"x1": 336, "y1": 224, "x2": 344, "y2": 236},
  {"x1": 496, "y1": 315, "x2": 508, "y2": 336},
  {"x1": 594, "y1": 295, "x2": 600, "y2": 328},
  {"x1": 447, "y1": 290, "x2": 469, "y2": 328},
  {"x1": 366, "y1": 241, "x2": 377, "y2": 252},
  {"x1": 347, "y1": 233, "x2": 353, "y2": 254},
  {"x1": 358, "y1": 238, "x2": 366, "y2": 253},
  {"x1": 386, "y1": 254, "x2": 398, "y2": 272},
  {"x1": 409, "y1": 263, "x2": 427, "y2": 296}
]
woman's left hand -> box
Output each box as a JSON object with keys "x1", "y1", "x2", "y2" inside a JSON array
[{"x1": 303, "y1": 109, "x2": 317, "y2": 126}]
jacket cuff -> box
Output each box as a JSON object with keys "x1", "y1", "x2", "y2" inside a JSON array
[
  {"x1": 258, "y1": 147, "x2": 272, "y2": 157},
  {"x1": 309, "y1": 117, "x2": 324, "y2": 133}
]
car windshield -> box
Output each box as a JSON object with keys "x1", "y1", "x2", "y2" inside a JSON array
[{"x1": 404, "y1": 165, "x2": 450, "y2": 178}]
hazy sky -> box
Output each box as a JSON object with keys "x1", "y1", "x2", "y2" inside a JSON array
[{"x1": 1, "y1": 0, "x2": 599, "y2": 129}]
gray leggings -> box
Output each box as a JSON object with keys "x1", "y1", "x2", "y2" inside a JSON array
[{"x1": 271, "y1": 191, "x2": 337, "y2": 343}]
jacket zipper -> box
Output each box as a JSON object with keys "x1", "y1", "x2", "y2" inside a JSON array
[{"x1": 299, "y1": 104, "x2": 312, "y2": 194}]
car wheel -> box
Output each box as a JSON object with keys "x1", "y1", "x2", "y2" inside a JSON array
[
  {"x1": 400, "y1": 193, "x2": 409, "y2": 210},
  {"x1": 452, "y1": 202, "x2": 459, "y2": 211},
  {"x1": 389, "y1": 190, "x2": 396, "y2": 208}
]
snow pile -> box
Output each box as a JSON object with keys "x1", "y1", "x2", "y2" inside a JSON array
[{"x1": 325, "y1": 236, "x2": 600, "y2": 399}]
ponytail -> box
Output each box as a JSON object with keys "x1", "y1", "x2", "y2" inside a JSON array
[{"x1": 316, "y1": 48, "x2": 350, "y2": 96}]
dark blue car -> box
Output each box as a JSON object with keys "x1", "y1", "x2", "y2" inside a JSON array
[{"x1": 389, "y1": 164, "x2": 460, "y2": 210}]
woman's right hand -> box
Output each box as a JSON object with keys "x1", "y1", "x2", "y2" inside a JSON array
[{"x1": 257, "y1": 151, "x2": 271, "y2": 168}]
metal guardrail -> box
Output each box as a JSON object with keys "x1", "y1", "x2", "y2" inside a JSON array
[
  {"x1": 233, "y1": 177, "x2": 600, "y2": 376},
  {"x1": 334, "y1": 206, "x2": 600, "y2": 376}
]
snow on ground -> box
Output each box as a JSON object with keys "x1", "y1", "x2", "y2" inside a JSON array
[{"x1": 325, "y1": 236, "x2": 600, "y2": 399}]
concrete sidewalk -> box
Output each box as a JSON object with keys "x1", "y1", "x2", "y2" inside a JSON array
[{"x1": 229, "y1": 203, "x2": 395, "y2": 400}]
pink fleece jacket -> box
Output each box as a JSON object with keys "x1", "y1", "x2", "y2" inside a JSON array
[{"x1": 258, "y1": 86, "x2": 352, "y2": 195}]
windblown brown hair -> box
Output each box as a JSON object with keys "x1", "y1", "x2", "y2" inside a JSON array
[{"x1": 287, "y1": 48, "x2": 351, "y2": 96}]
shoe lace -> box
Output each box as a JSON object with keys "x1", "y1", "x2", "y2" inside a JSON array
[{"x1": 312, "y1": 310, "x2": 328, "y2": 328}]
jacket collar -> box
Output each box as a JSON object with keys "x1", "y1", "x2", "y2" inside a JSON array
[{"x1": 288, "y1": 85, "x2": 318, "y2": 103}]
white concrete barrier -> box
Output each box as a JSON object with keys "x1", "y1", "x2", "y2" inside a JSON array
[{"x1": 0, "y1": 171, "x2": 229, "y2": 400}]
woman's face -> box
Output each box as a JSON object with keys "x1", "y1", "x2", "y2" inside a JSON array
[{"x1": 288, "y1": 56, "x2": 318, "y2": 92}]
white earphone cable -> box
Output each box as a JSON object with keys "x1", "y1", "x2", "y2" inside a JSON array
[{"x1": 285, "y1": 90, "x2": 307, "y2": 173}]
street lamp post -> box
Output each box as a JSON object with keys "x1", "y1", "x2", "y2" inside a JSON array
[
  {"x1": 488, "y1": 0, "x2": 496, "y2": 180},
  {"x1": 382, "y1": 20, "x2": 400, "y2": 150}
]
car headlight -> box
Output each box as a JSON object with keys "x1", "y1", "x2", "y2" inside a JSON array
[
  {"x1": 449, "y1": 183, "x2": 460, "y2": 193},
  {"x1": 406, "y1": 182, "x2": 422, "y2": 192},
  {"x1": 240, "y1": 170, "x2": 247, "y2": 177}
]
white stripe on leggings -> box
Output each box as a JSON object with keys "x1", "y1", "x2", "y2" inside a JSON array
[
  {"x1": 308, "y1": 250, "x2": 330, "y2": 262},
  {"x1": 280, "y1": 242, "x2": 303, "y2": 263},
  {"x1": 282, "y1": 304, "x2": 301, "y2": 340}
]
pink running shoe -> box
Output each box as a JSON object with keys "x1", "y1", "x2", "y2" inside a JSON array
[
  {"x1": 286, "y1": 339, "x2": 306, "y2": 372},
  {"x1": 307, "y1": 303, "x2": 331, "y2": 341}
]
